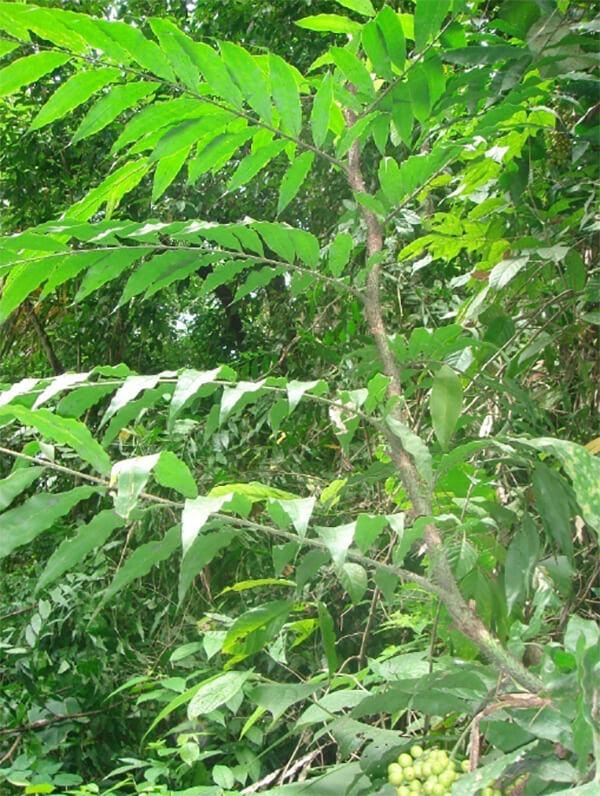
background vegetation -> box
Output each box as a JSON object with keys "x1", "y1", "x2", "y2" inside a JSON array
[{"x1": 0, "y1": 0, "x2": 598, "y2": 794}]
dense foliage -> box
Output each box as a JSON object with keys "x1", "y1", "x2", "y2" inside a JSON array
[{"x1": 0, "y1": 0, "x2": 598, "y2": 794}]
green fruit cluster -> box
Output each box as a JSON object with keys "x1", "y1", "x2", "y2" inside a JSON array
[
  {"x1": 386, "y1": 746, "x2": 505, "y2": 796},
  {"x1": 545, "y1": 127, "x2": 571, "y2": 167}
]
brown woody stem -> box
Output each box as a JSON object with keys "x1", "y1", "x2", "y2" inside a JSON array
[{"x1": 343, "y1": 104, "x2": 543, "y2": 695}]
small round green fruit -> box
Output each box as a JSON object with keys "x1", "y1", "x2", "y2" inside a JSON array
[{"x1": 388, "y1": 763, "x2": 404, "y2": 786}]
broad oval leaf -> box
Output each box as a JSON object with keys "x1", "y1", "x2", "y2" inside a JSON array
[
  {"x1": 187, "y1": 671, "x2": 252, "y2": 719},
  {"x1": 430, "y1": 364, "x2": 462, "y2": 450}
]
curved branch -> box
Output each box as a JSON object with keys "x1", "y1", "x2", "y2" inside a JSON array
[{"x1": 342, "y1": 94, "x2": 543, "y2": 696}]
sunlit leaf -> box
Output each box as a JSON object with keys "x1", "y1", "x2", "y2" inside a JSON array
[
  {"x1": 0, "y1": 51, "x2": 70, "y2": 98},
  {"x1": 29, "y1": 67, "x2": 122, "y2": 131},
  {"x1": 72, "y1": 83, "x2": 156, "y2": 143},
  {"x1": 296, "y1": 15, "x2": 363, "y2": 35}
]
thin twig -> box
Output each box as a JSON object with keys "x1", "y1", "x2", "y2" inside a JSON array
[{"x1": 0, "y1": 710, "x2": 103, "y2": 738}]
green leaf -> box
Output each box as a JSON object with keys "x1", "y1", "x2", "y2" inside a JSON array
[
  {"x1": 120, "y1": 250, "x2": 210, "y2": 305},
  {"x1": 221, "y1": 42, "x2": 272, "y2": 124},
  {"x1": 489, "y1": 256, "x2": 529, "y2": 290},
  {"x1": 102, "y1": 386, "x2": 170, "y2": 447},
  {"x1": 330, "y1": 47, "x2": 375, "y2": 98},
  {"x1": 517, "y1": 438, "x2": 600, "y2": 541},
  {"x1": 0, "y1": 406, "x2": 111, "y2": 475},
  {"x1": 414, "y1": 0, "x2": 450, "y2": 52},
  {"x1": 99, "y1": 525, "x2": 180, "y2": 609},
  {"x1": 100, "y1": 374, "x2": 161, "y2": 427},
  {"x1": 148, "y1": 17, "x2": 201, "y2": 90},
  {"x1": 376, "y1": 6, "x2": 406, "y2": 71},
  {"x1": 333, "y1": 0, "x2": 375, "y2": 16},
  {"x1": 0, "y1": 486, "x2": 98, "y2": 559},
  {"x1": 150, "y1": 115, "x2": 230, "y2": 162},
  {"x1": 339, "y1": 562, "x2": 368, "y2": 604},
  {"x1": 0, "y1": 466, "x2": 44, "y2": 511},
  {"x1": 291, "y1": 229, "x2": 320, "y2": 269},
  {"x1": 315, "y1": 522, "x2": 356, "y2": 569},
  {"x1": 182, "y1": 494, "x2": 233, "y2": 555},
  {"x1": 187, "y1": 671, "x2": 252, "y2": 719},
  {"x1": 0, "y1": 41, "x2": 18, "y2": 59},
  {"x1": 505, "y1": 513, "x2": 540, "y2": 613},
  {"x1": 252, "y1": 221, "x2": 296, "y2": 262},
  {"x1": 75, "y1": 248, "x2": 150, "y2": 302},
  {"x1": 378, "y1": 146, "x2": 456, "y2": 207},
  {"x1": 8, "y1": 6, "x2": 87, "y2": 52},
  {"x1": 408, "y1": 63, "x2": 431, "y2": 124},
  {"x1": 328, "y1": 232, "x2": 353, "y2": 277},
  {"x1": 269, "y1": 53, "x2": 302, "y2": 137},
  {"x1": 451, "y1": 744, "x2": 538, "y2": 796},
  {"x1": 227, "y1": 140, "x2": 287, "y2": 192},
  {"x1": 0, "y1": 5, "x2": 31, "y2": 41},
  {"x1": 193, "y1": 41, "x2": 245, "y2": 107},
  {"x1": 188, "y1": 128, "x2": 255, "y2": 182},
  {"x1": 209, "y1": 481, "x2": 296, "y2": 501},
  {"x1": 222, "y1": 600, "x2": 292, "y2": 658},
  {"x1": 72, "y1": 83, "x2": 156, "y2": 143},
  {"x1": 389, "y1": 82, "x2": 413, "y2": 145},
  {"x1": 220, "y1": 380, "x2": 266, "y2": 423},
  {"x1": 35, "y1": 510, "x2": 124, "y2": 593},
  {"x1": 532, "y1": 463, "x2": 573, "y2": 560},
  {"x1": 441, "y1": 44, "x2": 525, "y2": 66},
  {"x1": 152, "y1": 145, "x2": 191, "y2": 201},
  {"x1": 33, "y1": 372, "x2": 91, "y2": 409},
  {"x1": 220, "y1": 578, "x2": 295, "y2": 596},
  {"x1": 362, "y1": 19, "x2": 393, "y2": 80},
  {"x1": 95, "y1": 18, "x2": 175, "y2": 82},
  {"x1": 0, "y1": 51, "x2": 70, "y2": 98},
  {"x1": 110, "y1": 454, "x2": 159, "y2": 519},
  {"x1": 278, "y1": 151, "x2": 315, "y2": 214},
  {"x1": 268, "y1": 497, "x2": 315, "y2": 538},
  {"x1": 168, "y1": 367, "x2": 222, "y2": 429},
  {"x1": 178, "y1": 530, "x2": 234, "y2": 603},
  {"x1": 286, "y1": 379, "x2": 322, "y2": 413},
  {"x1": 0, "y1": 260, "x2": 52, "y2": 324},
  {"x1": 317, "y1": 601, "x2": 338, "y2": 676},
  {"x1": 58, "y1": 383, "x2": 118, "y2": 419},
  {"x1": 296, "y1": 15, "x2": 363, "y2": 35},
  {"x1": 354, "y1": 513, "x2": 387, "y2": 553},
  {"x1": 29, "y1": 67, "x2": 122, "y2": 132},
  {"x1": 311, "y1": 72, "x2": 333, "y2": 148},
  {"x1": 111, "y1": 97, "x2": 207, "y2": 154},
  {"x1": 335, "y1": 113, "x2": 377, "y2": 158},
  {"x1": 269, "y1": 398, "x2": 289, "y2": 433},
  {"x1": 233, "y1": 266, "x2": 283, "y2": 302},
  {"x1": 66, "y1": 159, "x2": 150, "y2": 221},
  {"x1": 386, "y1": 416, "x2": 433, "y2": 487},
  {"x1": 430, "y1": 364, "x2": 462, "y2": 450},
  {"x1": 248, "y1": 679, "x2": 322, "y2": 723}
]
